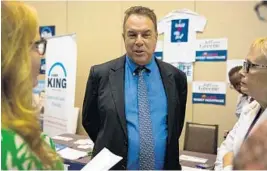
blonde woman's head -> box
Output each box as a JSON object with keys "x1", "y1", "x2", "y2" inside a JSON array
[
  {"x1": 2, "y1": 1, "x2": 42, "y2": 88},
  {"x1": 240, "y1": 37, "x2": 267, "y2": 108},
  {"x1": 1, "y1": 1, "x2": 60, "y2": 168}
]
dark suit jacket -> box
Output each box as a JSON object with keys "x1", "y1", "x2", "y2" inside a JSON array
[{"x1": 82, "y1": 55, "x2": 187, "y2": 170}]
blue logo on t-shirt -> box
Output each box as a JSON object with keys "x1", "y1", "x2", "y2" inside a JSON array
[
  {"x1": 154, "y1": 52, "x2": 163, "y2": 60},
  {"x1": 171, "y1": 19, "x2": 189, "y2": 43}
]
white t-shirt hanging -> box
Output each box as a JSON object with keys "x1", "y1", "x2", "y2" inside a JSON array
[{"x1": 158, "y1": 9, "x2": 207, "y2": 63}]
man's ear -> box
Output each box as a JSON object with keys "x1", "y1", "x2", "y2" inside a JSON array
[{"x1": 122, "y1": 33, "x2": 125, "y2": 39}]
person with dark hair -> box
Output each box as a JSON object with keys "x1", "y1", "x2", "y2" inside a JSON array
[
  {"x1": 228, "y1": 66, "x2": 253, "y2": 118},
  {"x1": 82, "y1": 6, "x2": 187, "y2": 170},
  {"x1": 228, "y1": 66, "x2": 243, "y2": 94}
]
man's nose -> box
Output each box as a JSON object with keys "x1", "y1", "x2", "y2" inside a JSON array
[{"x1": 135, "y1": 34, "x2": 144, "y2": 47}]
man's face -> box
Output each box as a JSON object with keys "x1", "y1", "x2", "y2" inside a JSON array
[
  {"x1": 240, "y1": 47, "x2": 267, "y2": 102},
  {"x1": 123, "y1": 14, "x2": 157, "y2": 66}
]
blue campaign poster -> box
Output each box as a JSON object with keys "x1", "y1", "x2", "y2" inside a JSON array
[{"x1": 39, "y1": 25, "x2": 55, "y2": 38}]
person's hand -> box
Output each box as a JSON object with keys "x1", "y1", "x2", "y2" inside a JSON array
[{"x1": 223, "y1": 152, "x2": 234, "y2": 167}]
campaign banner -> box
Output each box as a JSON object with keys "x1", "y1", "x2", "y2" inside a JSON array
[
  {"x1": 44, "y1": 34, "x2": 77, "y2": 136},
  {"x1": 195, "y1": 38, "x2": 227, "y2": 62},
  {"x1": 171, "y1": 62, "x2": 193, "y2": 82},
  {"x1": 192, "y1": 81, "x2": 226, "y2": 105}
]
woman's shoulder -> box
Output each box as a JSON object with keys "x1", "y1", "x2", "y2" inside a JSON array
[
  {"x1": 40, "y1": 132, "x2": 56, "y2": 149},
  {"x1": 1, "y1": 128, "x2": 53, "y2": 147},
  {"x1": 1, "y1": 128, "x2": 45, "y2": 170},
  {"x1": 1, "y1": 128, "x2": 62, "y2": 170},
  {"x1": 1, "y1": 128, "x2": 26, "y2": 146}
]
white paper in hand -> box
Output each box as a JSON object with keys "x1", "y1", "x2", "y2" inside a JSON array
[{"x1": 81, "y1": 147, "x2": 123, "y2": 171}]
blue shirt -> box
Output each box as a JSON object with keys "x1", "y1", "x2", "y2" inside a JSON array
[{"x1": 125, "y1": 56, "x2": 167, "y2": 170}]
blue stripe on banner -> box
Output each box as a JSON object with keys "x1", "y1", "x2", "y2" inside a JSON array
[
  {"x1": 196, "y1": 50, "x2": 227, "y2": 61},
  {"x1": 192, "y1": 93, "x2": 226, "y2": 105}
]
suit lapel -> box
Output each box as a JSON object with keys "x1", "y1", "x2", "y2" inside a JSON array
[
  {"x1": 156, "y1": 59, "x2": 177, "y2": 144},
  {"x1": 109, "y1": 56, "x2": 127, "y2": 138}
]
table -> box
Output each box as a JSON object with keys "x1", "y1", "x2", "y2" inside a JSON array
[
  {"x1": 52, "y1": 133, "x2": 91, "y2": 170},
  {"x1": 180, "y1": 150, "x2": 217, "y2": 169},
  {"x1": 53, "y1": 134, "x2": 217, "y2": 170}
]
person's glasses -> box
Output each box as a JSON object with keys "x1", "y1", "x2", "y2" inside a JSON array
[
  {"x1": 32, "y1": 38, "x2": 47, "y2": 55},
  {"x1": 255, "y1": 1, "x2": 267, "y2": 21},
  {"x1": 243, "y1": 59, "x2": 267, "y2": 73}
]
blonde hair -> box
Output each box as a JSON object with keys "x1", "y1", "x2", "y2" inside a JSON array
[
  {"x1": 251, "y1": 37, "x2": 267, "y2": 59},
  {"x1": 1, "y1": 1, "x2": 61, "y2": 169}
]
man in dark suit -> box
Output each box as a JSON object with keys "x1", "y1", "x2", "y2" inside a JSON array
[{"x1": 82, "y1": 6, "x2": 187, "y2": 170}]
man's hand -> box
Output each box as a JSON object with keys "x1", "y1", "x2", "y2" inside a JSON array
[{"x1": 223, "y1": 152, "x2": 234, "y2": 167}]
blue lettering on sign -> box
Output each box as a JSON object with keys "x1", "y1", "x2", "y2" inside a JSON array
[
  {"x1": 47, "y1": 62, "x2": 67, "y2": 89},
  {"x1": 192, "y1": 93, "x2": 225, "y2": 105}
]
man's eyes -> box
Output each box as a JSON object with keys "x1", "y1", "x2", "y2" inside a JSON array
[
  {"x1": 127, "y1": 33, "x2": 151, "y2": 38},
  {"x1": 128, "y1": 34, "x2": 136, "y2": 37},
  {"x1": 143, "y1": 34, "x2": 151, "y2": 38}
]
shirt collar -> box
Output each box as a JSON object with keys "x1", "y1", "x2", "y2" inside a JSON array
[{"x1": 125, "y1": 55, "x2": 156, "y2": 74}]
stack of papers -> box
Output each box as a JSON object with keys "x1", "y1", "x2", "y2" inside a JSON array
[
  {"x1": 180, "y1": 155, "x2": 208, "y2": 163},
  {"x1": 77, "y1": 144, "x2": 93, "y2": 149},
  {"x1": 81, "y1": 148, "x2": 122, "y2": 171},
  {"x1": 74, "y1": 139, "x2": 94, "y2": 149},
  {"x1": 57, "y1": 147, "x2": 88, "y2": 160},
  {"x1": 74, "y1": 139, "x2": 94, "y2": 145},
  {"x1": 52, "y1": 135, "x2": 73, "y2": 141}
]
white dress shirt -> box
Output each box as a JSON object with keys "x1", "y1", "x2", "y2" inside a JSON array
[
  {"x1": 215, "y1": 101, "x2": 267, "y2": 170},
  {"x1": 235, "y1": 94, "x2": 251, "y2": 118}
]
